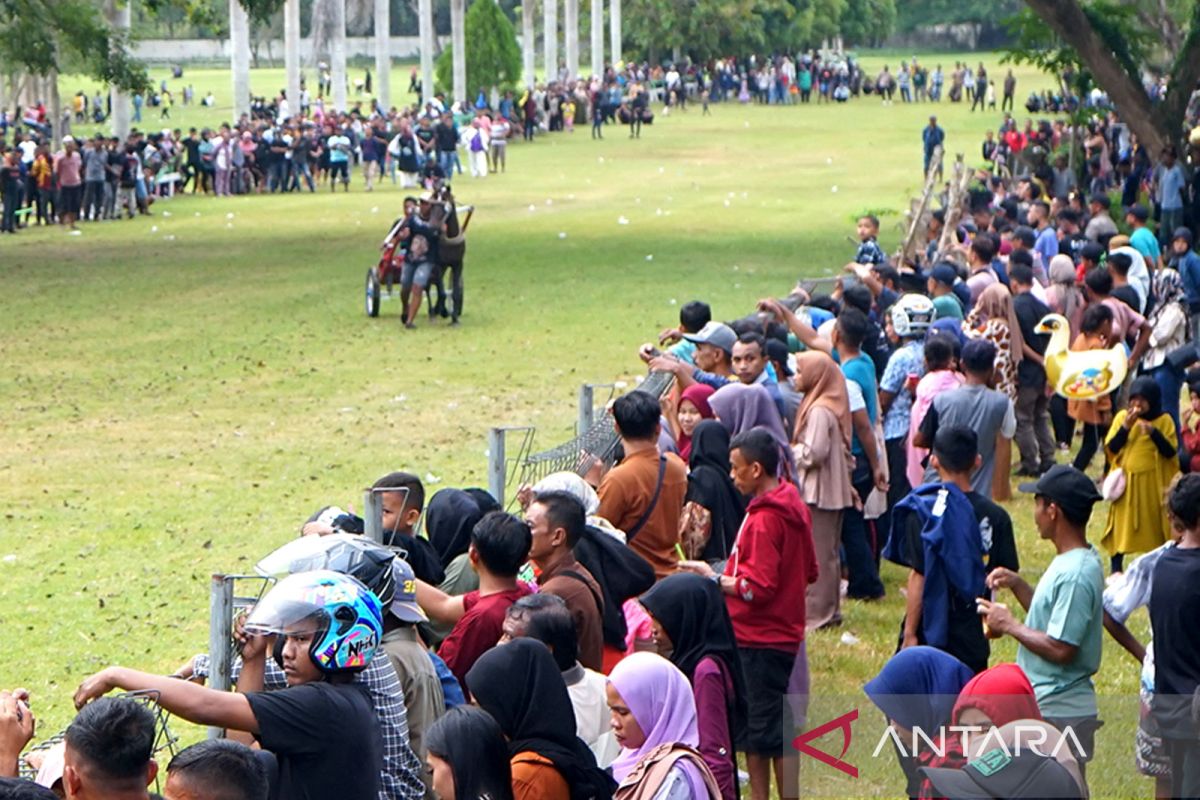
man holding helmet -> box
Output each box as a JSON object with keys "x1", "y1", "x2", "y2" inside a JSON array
[
  {"x1": 880, "y1": 292, "x2": 936, "y2": 519},
  {"x1": 75, "y1": 570, "x2": 385, "y2": 799}
]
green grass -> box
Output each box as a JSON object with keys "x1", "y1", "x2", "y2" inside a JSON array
[{"x1": 3, "y1": 51, "x2": 1150, "y2": 797}]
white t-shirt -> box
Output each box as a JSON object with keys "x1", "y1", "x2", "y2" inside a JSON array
[
  {"x1": 566, "y1": 667, "x2": 619, "y2": 768},
  {"x1": 18, "y1": 140, "x2": 37, "y2": 164},
  {"x1": 278, "y1": 98, "x2": 290, "y2": 120}
]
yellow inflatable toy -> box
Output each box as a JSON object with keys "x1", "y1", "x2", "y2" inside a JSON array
[{"x1": 1036, "y1": 313, "x2": 1127, "y2": 400}]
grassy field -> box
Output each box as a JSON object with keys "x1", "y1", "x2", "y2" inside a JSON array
[{"x1": 2, "y1": 52, "x2": 1152, "y2": 796}]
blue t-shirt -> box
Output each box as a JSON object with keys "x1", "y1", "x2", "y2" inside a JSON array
[
  {"x1": 328, "y1": 134, "x2": 351, "y2": 163},
  {"x1": 1131, "y1": 227, "x2": 1161, "y2": 265},
  {"x1": 840, "y1": 352, "x2": 877, "y2": 456},
  {"x1": 1017, "y1": 546, "x2": 1104, "y2": 718},
  {"x1": 1161, "y1": 164, "x2": 1186, "y2": 211}
]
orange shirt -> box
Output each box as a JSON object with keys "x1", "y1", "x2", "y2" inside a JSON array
[
  {"x1": 597, "y1": 448, "x2": 688, "y2": 579},
  {"x1": 511, "y1": 752, "x2": 569, "y2": 800}
]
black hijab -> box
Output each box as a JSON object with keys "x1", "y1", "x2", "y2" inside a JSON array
[
  {"x1": 639, "y1": 573, "x2": 748, "y2": 738},
  {"x1": 466, "y1": 640, "x2": 615, "y2": 800},
  {"x1": 425, "y1": 488, "x2": 484, "y2": 568},
  {"x1": 686, "y1": 420, "x2": 746, "y2": 562},
  {"x1": 1129, "y1": 376, "x2": 1164, "y2": 419}
]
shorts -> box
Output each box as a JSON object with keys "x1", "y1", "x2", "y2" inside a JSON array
[
  {"x1": 401, "y1": 258, "x2": 433, "y2": 290},
  {"x1": 1137, "y1": 691, "x2": 1172, "y2": 778},
  {"x1": 60, "y1": 184, "x2": 82, "y2": 215},
  {"x1": 739, "y1": 647, "x2": 797, "y2": 757}
]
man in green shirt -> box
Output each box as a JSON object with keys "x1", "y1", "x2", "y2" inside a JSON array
[
  {"x1": 978, "y1": 465, "x2": 1104, "y2": 780},
  {"x1": 927, "y1": 263, "x2": 964, "y2": 321}
]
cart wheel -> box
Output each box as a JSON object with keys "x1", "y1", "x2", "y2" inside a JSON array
[{"x1": 365, "y1": 268, "x2": 381, "y2": 317}]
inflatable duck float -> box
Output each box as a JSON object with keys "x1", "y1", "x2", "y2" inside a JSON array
[{"x1": 1036, "y1": 313, "x2": 1127, "y2": 400}]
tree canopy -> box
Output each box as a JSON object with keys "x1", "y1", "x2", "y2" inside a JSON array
[
  {"x1": 435, "y1": 0, "x2": 521, "y2": 98},
  {"x1": 1006, "y1": 0, "x2": 1200, "y2": 155}
]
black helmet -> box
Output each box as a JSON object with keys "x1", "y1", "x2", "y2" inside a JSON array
[{"x1": 256, "y1": 534, "x2": 397, "y2": 607}]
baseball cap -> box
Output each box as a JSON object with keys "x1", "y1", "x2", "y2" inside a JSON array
[
  {"x1": 390, "y1": 558, "x2": 427, "y2": 622},
  {"x1": 1018, "y1": 464, "x2": 1102, "y2": 521},
  {"x1": 1127, "y1": 203, "x2": 1150, "y2": 222},
  {"x1": 683, "y1": 321, "x2": 737, "y2": 355},
  {"x1": 921, "y1": 751, "x2": 1082, "y2": 799},
  {"x1": 765, "y1": 339, "x2": 793, "y2": 376},
  {"x1": 920, "y1": 719, "x2": 1086, "y2": 799},
  {"x1": 931, "y1": 263, "x2": 958, "y2": 287}
]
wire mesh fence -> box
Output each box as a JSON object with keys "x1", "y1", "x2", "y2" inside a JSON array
[{"x1": 501, "y1": 369, "x2": 677, "y2": 507}]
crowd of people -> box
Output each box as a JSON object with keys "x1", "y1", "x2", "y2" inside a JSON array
[{"x1": 7, "y1": 149, "x2": 1200, "y2": 798}]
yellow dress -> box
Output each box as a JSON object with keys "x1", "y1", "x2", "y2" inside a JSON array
[{"x1": 1101, "y1": 411, "x2": 1178, "y2": 556}]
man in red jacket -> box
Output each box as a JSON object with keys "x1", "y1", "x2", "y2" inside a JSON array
[{"x1": 683, "y1": 428, "x2": 817, "y2": 800}]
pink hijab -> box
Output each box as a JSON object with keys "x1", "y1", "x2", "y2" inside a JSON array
[
  {"x1": 677, "y1": 384, "x2": 715, "y2": 461},
  {"x1": 608, "y1": 652, "x2": 709, "y2": 796}
]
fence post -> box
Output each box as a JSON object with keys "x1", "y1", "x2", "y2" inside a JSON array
[
  {"x1": 363, "y1": 489, "x2": 383, "y2": 544},
  {"x1": 577, "y1": 384, "x2": 595, "y2": 435},
  {"x1": 207, "y1": 575, "x2": 234, "y2": 740},
  {"x1": 487, "y1": 427, "x2": 506, "y2": 508}
]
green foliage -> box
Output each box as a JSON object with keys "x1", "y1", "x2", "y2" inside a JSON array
[
  {"x1": 0, "y1": 0, "x2": 150, "y2": 93},
  {"x1": 841, "y1": 0, "x2": 895, "y2": 47},
  {"x1": 436, "y1": 0, "x2": 522, "y2": 96},
  {"x1": 895, "y1": 0, "x2": 1022, "y2": 34}
]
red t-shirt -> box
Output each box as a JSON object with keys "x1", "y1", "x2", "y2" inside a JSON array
[{"x1": 439, "y1": 586, "x2": 531, "y2": 690}]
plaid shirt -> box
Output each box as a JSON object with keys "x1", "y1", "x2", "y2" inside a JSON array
[
  {"x1": 195, "y1": 651, "x2": 426, "y2": 800},
  {"x1": 855, "y1": 238, "x2": 888, "y2": 266}
]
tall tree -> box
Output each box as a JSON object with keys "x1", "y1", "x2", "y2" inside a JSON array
[
  {"x1": 435, "y1": 0, "x2": 521, "y2": 98},
  {"x1": 1009, "y1": 0, "x2": 1200, "y2": 155}
]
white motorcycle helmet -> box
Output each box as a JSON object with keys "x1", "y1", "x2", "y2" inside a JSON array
[{"x1": 889, "y1": 293, "x2": 936, "y2": 338}]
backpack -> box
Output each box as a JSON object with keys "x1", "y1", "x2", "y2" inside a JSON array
[
  {"x1": 469, "y1": 131, "x2": 483, "y2": 152},
  {"x1": 614, "y1": 744, "x2": 721, "y2": 800},
  {"x1": 573, "y1": 526, "x2": 656, "y2": 650}
]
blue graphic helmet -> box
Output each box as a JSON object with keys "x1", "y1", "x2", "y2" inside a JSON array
[{"x1": 245, "y1": 569, "x2": 383, "y2": 674}]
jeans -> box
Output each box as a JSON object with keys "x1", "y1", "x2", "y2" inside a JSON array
[
  {"x1": 1161, "y1": 208, "x2": 1185, "y2": 248},
  {"x1": 841, "y1": 455, "x2": 884, "y2": 599},
  {"x1": 268, "y1": 160, "x2": 288, "y2": 192},
  {"x1": 438, "y1": 150, "x2": 460, "y2": 175},
  {"x1": 1014, "y1": 384, "x2": 1056, "y2": 471},
  {"x1": 1, "y1": 184, "x2": 18, "y2": 231},
  {"x1": 83, "y1": 180, "x2": 105, "y2": 220},
  {"x1": 1166, "y1": 737, "x2": 1200, "y2": 800}
]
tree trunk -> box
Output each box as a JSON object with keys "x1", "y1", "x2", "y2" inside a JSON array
[
  {"x1": 47, "y1": 70, "x2": 62, "y2": 140},
  {"x1": 544, "y1": 0, "x2": 558, "y2": 82},
  {"x1": 285, "y1": 0, "x2": 302, "y2": 107},
  {"x1": 310, "y1": 0, "x2": 330, "y2": 66},
  {"x1": 419, "y1": 0, "x2": 435, "y2": 103},
  {"x1": 564, "y1": 0, "x2": 578, "y2": 81},
  {"x1": 374, "y1": 0, "x2": 390, "y2": 110},
  {"x1": 590, "y1": 0, "x2": 603, "y2": 77},
  {"x1": 608, "y1": 0, "x2": 620, "y2": 67},
  {"x1": 1023, "y1": 0, "x2": 1168, "y2": 155},
  {"x1": 106, "y1": 0, "x2": 132, "y2": 139},
  {"x1": 230, "y1": 0, "x2": 252, "y2": 119},
  {"x1": 523, "y1": 0, "x2": 536, "y2": 87},
  {"x1": 331, "y1": 0, "x2": 348, "y2": 111},
  {"x1": 451, "y1": 0, "x2": 466, "y2": 102}
]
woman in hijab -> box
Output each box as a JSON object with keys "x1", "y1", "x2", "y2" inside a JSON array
[
  {"x1": 1142, "y1": 268, "x2": 1189, "y2": 441},
  {"x1": 664, "y1": 384, "x2": 715, "y2": 463},
  {"x1": 425, "y1": 705, "x2": 515, "y2": 800},
  {"x1": 708, "y1": 382, "x2": 796, "y2": 482},
  {"x1": 864, "y1": 647, "x2": 975, "y2": 798},
  {"x1": 1102, "y1": 377, "x2": 1179, "y2": 573},
  {"x1": 915, "y1": 663, "x2": 1044, "y2": 798},
  {"x1": 424, "y1": 488, "x2": 486, "y2": 642},
  {"x1": 964, "y1": 282, "x2": 1023, "y2": 403},
  {"x1": 1046, "y1": 254, "x2": 1085, "y2": 339},
  {"x1": 679, "y1": 421, "x2": 745, "y2": 564},
  {"x1": 466, "y1": 639, "x2": 614, "y2": 800},
  {"x1": 607, "y1": 652, "x2": 722, "y2": 799},
  {"x1": 791, "y1": 351, "x2": 856, "y2": 630},
  {"x1": 639, "y1": 574, "x2": 746, "y2": 800}
]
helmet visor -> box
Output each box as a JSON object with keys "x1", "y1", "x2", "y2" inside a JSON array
[{"x1": 244, "y1": 569, "x2": 352, "y2": 637}]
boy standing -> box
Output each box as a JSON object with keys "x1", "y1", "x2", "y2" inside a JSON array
[
  {"x1": 414, "y1": 512, "x2": 532, "y2": 689},
  {"x1": 854, "y1": 215, "x2": 888, "y2": 266},
  {"x1": 1010, "y1": 262, "x2": 1056, "y2": 476},
  {"x1": 682, "y1": 429, "x2": 817, "y2": 800}
]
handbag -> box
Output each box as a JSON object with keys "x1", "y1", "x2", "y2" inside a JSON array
[{"x1": 1101, "y1": 466, "x2": 1126, "y2": 502}]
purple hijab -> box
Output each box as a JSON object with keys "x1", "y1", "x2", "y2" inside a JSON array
[
  {"x1": 708, "y1": 382, "x2": 797, "y2": 480},
  {"x1": 608, "y1": 652, "x2": 709, "y2": 796}
]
